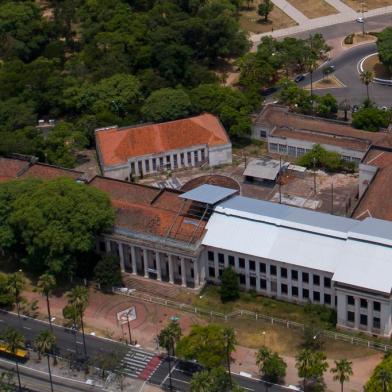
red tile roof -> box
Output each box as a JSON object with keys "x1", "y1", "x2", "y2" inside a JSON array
[
  {"x1": 89, "y1": 177, "x2": 205, "y2": 243},
  {"x1": 95, "y1": 114, "x2": 230, "y2": 167},
  {"x1": 20, "y1": 163, "x2": 84, "y2": 180},
  {"x1": 0, "y1": 157, "x2": 29, "y2": 182},
  {"x1": 353, "y1": 148, "x2": 392, "y2": 221}
]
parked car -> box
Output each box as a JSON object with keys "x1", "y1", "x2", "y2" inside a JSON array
[
  {"x1": 352, "y1": 104, "x2": 359, "y2": 113},
  {"x1": 356, "y1": 17, "x2": 364, "y2": 23},
  {"x1": 294, "y1": 74, "x2": 305, "y2": 83}
]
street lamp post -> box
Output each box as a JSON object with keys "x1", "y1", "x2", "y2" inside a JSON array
[{"x1": 127, "y1": 312, "x2": 132, "y2": 345}]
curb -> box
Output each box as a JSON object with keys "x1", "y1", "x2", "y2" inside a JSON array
[{"x1": 357, "y1": 52, "x2": 392, "y2": 86}]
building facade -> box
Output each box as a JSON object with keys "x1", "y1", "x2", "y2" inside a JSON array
[{"x1": 95, "y1": 114, "x2": 232, "y2": 180}]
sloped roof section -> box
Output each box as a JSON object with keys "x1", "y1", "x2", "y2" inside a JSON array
[{"x1": 95, "y1": 114, "x2": 230, "y2": 167}]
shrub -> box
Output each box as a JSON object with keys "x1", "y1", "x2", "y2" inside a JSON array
[
  {"x1": 220, "y1": 267, "x2": 240, "y2": 303},
  {"x1": 344, "y1": 34, "x2": 354, "y2": 44},
  {"x1": 352, "y1": 107, "x2": 391, "y2": 132}
]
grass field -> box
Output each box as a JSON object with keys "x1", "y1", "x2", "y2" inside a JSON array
[
  {"x1": 342, "y1": 0, "x2": 392, "y2": 11},
  {"x1": 286, "y1": 0, "x2": 338, "y2": 18},
  {"x1": 239, "y1": 2, "x2": 296, "y2": 33}
]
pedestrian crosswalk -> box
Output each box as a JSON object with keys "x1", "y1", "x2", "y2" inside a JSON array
[{"x1": 121, "y1": 347, "x2": 162, "y2": 379}]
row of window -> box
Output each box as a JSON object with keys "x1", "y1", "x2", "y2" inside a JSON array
[
  {"x1": 347, "y1": 311, "x2": 381, "y2": 329},
  {"x1": 209, "y1": 251, "x2": 331, "y2": 288},
  {"x1": 130, "y1": 149, "x2": 206, "y2": 175},
  {"x1": 347, "y1": 295, "x2": 381, "y2": 312}
]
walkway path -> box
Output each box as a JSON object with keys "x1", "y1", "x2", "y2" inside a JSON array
[
  {"x1": 251, "y1": 4, "x2": 392, "y2": 44},
  {"x1": 270, "y1": 0, "x2": 309, "y2": 24}
]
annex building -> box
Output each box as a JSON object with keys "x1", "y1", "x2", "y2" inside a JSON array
[
  {"x1": 3, "y1": 156, "x2": 392, "y2": 337},
  {"x1": 252, "y1": 105, "x2": 392, "y2": 163},
  {"x1": 95, "y1": 114, "x2": 232, "y2": 180}
]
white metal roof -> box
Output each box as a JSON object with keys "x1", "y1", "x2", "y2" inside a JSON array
[
  {"x1": 203, "y1": 196, "x2": 392, "y2": 294},
  {"x1": 243, "y1": 158, "x2": 288, "y2": 181},
  {"x1": 179, "y1": 184, "x2": 237, "y2": 205}
]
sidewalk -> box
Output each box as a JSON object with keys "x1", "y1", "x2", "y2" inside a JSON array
[
  {"x1": 250, "y1": 4, "x2": 392, "y2": 44},
  {"x1": 270, "y1": 0, "x2": 309, "y2": 24}
]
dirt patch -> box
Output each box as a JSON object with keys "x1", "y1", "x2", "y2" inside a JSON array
[
  {"x1": 239, "y1": 2, "x2": 297, "y2": 34},
  {"x1": 341, "y1": 0, "x2": 392, "y2": 11},
  {"x1": 286, "y1": 0, "x2": 338, "y2": 18},
  {"x1": 308, "y1": 74, "x2": 346, "y2": 90},
  {"x1": 362, "y1": 53, "x2": 392, "y2": 80}
]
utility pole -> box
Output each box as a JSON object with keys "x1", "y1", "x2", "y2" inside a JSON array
[
  {"x1": 127, "y1": 311, "x2": 132, "y2": 345},
  {"x1": 361, "y1": 1, "x2": 366, "y2": 35}
]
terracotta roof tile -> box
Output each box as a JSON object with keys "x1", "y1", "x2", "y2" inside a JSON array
[
  {"x1": 95, "y1": 114, "x2": 230, "y2": 167},
  {"x1": 21, "y1": 163, "x2": 84, "y2": 180},
  {"x1": 0, "y1": 157, "x2": 29, "y2": 181},
  {"x1": 353, "y1": 148, "x2": 392, "y2": 221}
]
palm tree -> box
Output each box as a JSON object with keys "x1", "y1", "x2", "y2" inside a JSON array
[
  {"x1": 1, "y1": 327, "x2": 24, "y2": 391},
  {"x1": 35, "y1": 330, "x2": 56, "y2": 392},
  {"x1": 377, "y1": 369, "x2": 392, "y2": 392},
  {"x1": 330, "y1": 359, "x2": 353, "y2": 392},
  {"x1": 223, "y1": 327, "x2": 236, "y2": 388},
  {"x1": 37, "y1": 273, "x2": 56, "y2": 332},
  {"x1": 158, "y1": 320, "x2": 182, "y2": 391},
  {"x1": 360, "y1": 70, "x2": 374, "y2": 101},
  {"x1": 7, "y1": 270, "x2": 25, "y2": 322},
  {"x1": 67, "y1": 286, "x2": 89, "y2": 358}
]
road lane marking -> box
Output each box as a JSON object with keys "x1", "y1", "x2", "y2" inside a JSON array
[
  {"x1": 76, "y1": 341, "x2": 83, "y2": 345},
  {"x1": 23, "y1": 326, "x2": 31, "y2": 330}
]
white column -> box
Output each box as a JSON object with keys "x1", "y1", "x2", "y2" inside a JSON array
[
  {"x1": 181, "y1": 258, "x2": 186, "y2": 287},
  {"x1": 191, "y1": 151, "x2": 195, "y2": 166},
  {"x1": 245, "y1": 259, "x2": 250, "y2": 290},
  {"x1": 214, "y1": 254, "x2": 219, "y2": 281},
  {"x1": 177, "y1": 153, "x2": 182, "y2": 169},
  {"x1": 105, "y1": 240, "x2": 111, "y2": 253},
  {"x1": 193, "y1": 260, "x2": 200, "y2": 287},
  {"x1": 118, "y1": 242, "x2": 125, "y2": 272},
  {"x1": 156, "y1": 251, "x2": 162, "y2": 281},
  {"x1": 131, "y1": 246, "x2": 137, "y2": 275},
  {"x1": 170, "y1": 154, "x2": 174, "y2": 170},
  {"x1": 354, "y1": 297, "x2": 360, "y2": 330},
  {"x1": 168, "y1": 255, "x2": 174, "y2": 284},
  {"x1": 368, "y1": 301, "x2": 373, "y2": 333},
  {"x1": 143, "y1": 249, "x2": 149, "y2": 278}
]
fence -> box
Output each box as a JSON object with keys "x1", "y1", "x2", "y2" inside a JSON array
[{"x1": 113, "y1": 287, "x2": 392, "y2": 353}]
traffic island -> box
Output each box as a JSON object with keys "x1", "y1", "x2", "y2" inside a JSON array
[{"x1": 359, "y1": 53, "x2": 392, "y2": 85}]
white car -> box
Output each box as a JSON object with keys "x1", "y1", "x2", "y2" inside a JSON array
[{"x1": 356, "y1": 17, "x2": 364, "y2": 23}]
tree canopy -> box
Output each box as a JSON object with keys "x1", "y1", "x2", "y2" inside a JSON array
[
  {"x1": 365, "y1": 353, "x2": 392, "y2": 392},
  {"x1": 377, "y1": 27, "x2": 392, "y2": 73},
  {"x1": 352, "y1": 107, "x2": 391, "y2": 132},
  {"x1": 0, "y1": 177, "x2": 115, "y2": 278},
  {"x1": 0, "y1": 0, "x2": 252, "y2": 163}
]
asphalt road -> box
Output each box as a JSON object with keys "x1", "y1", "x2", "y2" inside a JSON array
[
  {"x1": 297, "y1": 42, "x2": 392, "y2": 106},
  {"x1": 0, "y1": 311, "x2": 292, "y2": 392}
]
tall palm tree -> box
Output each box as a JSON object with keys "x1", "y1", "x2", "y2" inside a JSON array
[
  {"x1": 35, "y1": 330, "x2": 56, "y2": 392},
  {"x1": 1, "y1": 327, "x2": 24, "y2": 391},
  {"x1": 158, "y1": 320, "x2": 182, "y2": 391},
  {"x1": 295, "y1": 349, "x2": 313, "y2": 392},
  {"x1": 360, "y1": 70, "x2": 374, "y2": 101},
  {"x1": 223, "y1": 327, "x2": 236, "y2": 388},
  {"x1": 37, "y1": 273, "x2": 56, "y2": 332},
  {"x1": 7, "y1": 271, "x2": 25, "y2": 322},
  {"x1": 378, "y1": 369, "x2": 392, "y2": 392},
  {"x1": 67, "y1": 286, "x2": 89, "y2": 358},
  {"x1": 330, "y1": 359, "x2": 353, "y2": 392}
]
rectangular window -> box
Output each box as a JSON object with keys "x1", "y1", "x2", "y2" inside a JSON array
[
  {"x1": 146, "y1": 160, "x2": 151, "y2": 172},
  {"x1": 250, "y1": 276, "x2": 256, "y2": 287},
  {"x1": 280, "y1": 267, "x2": 287, "y2": 278},
  {"x1": 342, "y1": 155, "x2": 350, "y2": 162},
  {"x1": 173, "y1": 155, "x2": 178, "y2": 168},
  {"x1": 313, "y1": 291, "x2": 320, "y2": 302},
  {"x1": 324, "y1": 294, "x2": 331, "y2": 305},
  {"x1": 260, "y1": 279, "x2": 267, "y2": 290},
  {"x1": 270, "y1": 265, "x2": 277, "y2": 276},
  {"x1": 260, "y1": 130, "x2": 266, "y2": 138},
  {"x1": 208, "y1": 267, "x2": 215, "y2": 278},
  {"x1": 219, "y1": 269, "x2": 223, "y2": 277},
  {"x1": 347, "y1": 296, "x2": 355, "y2": 306},
  {"x1": 288, "y1": 146, "x2": 297, "y2": 156},
  {"x1": 373, "y1": 317, "x2": 381, "y2": 329},
  {"x1": 302, "y1": 272, "x2": 309, "y2": 283},
  {"x1": 159, "y1": 157, "x2": 164, "y2": 168},
  {"x1": 269, "y1": 143, "x2": 278, "y2": 152},
  {"x1": 259, "y1": 263, "x2": 266, "y2": 274},
  {"x1": 218, "y1": 253, "x2": 225, "y2": 264},
  {"x1": 166, "y1": 155, "x2": 171, "y2": 163},
  {"x1": 360, "y1": 314, "x2": 368, "y2": 326},
  {"x1": 292, "y1": 286, "x2": 299, "y2": 297},
  {"x1": 239, "y1": 274, "x2": 246, "y2": 285},
  {"x1": 324, "y1": 277, "x2": 331, "y2": 288},
  {"x1": 208, "y1": 251, "x2": 214, "y2": 261},
  {"x1": 374, "y1": 301, "x2": 381, "y2": 312},
  {"x1": 201, "y1": 149, "x2": 205, "y2": 161},
  {"x1": 313, "y1": 274, "x2": 320, "y2": 286},
  {"x1": 194, "y1": 151, "x2": 198, "y2": 163},
  {"x1": 360, "y1": 298, "x2": 368, "y2": 309},
  {"x1": 130, "y1": 162, "x2": 135, "y2": 174},
  {"x1": 138, "y1": 161, "x2": 143, "y2": 174},
  {"x1": 239, "y1": 258, "x2": 245, "y2": 269},
  {"x1": 152, "y1": 159, "x2": 157, "y2": 171},
  {"x1": 281, "y1": 284, "x2": 288, "y2": 295},
  {"x1": 228, "y1": 255, "x2": 235, "y2": 267},
  {"x1": 297, "y1": 147, "x2": 305, "y2": 157},
  {"x1": 347, "y1": 311, "x2": 355, "y2": 322},
  {"x1": 278, "y1": 144, "x2": 287, "y2": 154},
  {"x1": 180, "y1": 153, "x2": 185, "y2": 165},
  {"x1": 249, "y1": 260, "x2": 256, "y2": 271},
  {"x1": 291, "y1": 270, "x2": 298, "y2": 281},
  {"x1": 303, "y1": 288, "x2": 309, "y2": 299},
  {"x1": 187, "y1": 152, "x2": 192, "y2": 164},
  {"x1": 99, "y1": 241, "x2": 106, "y2": 252}
]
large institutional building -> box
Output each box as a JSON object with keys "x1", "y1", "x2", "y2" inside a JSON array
[{"x1": 95, "y1": 114, "x2": 232, "y2": 180}]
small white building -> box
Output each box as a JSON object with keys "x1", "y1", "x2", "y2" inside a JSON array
[{"x1": 95, "y1": 114, "x2": 232, "y2": 180}]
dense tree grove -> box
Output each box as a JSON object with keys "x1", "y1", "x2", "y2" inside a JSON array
[
  {"x1": 0, "y1": 0, "x2": 251, "y2": 166},
  {"x1": 377, "y1": 27, "x2": 392, "y2": 73},
  {"x1": 0, "y1": 178, "x2": 115, "y2": 278}
]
